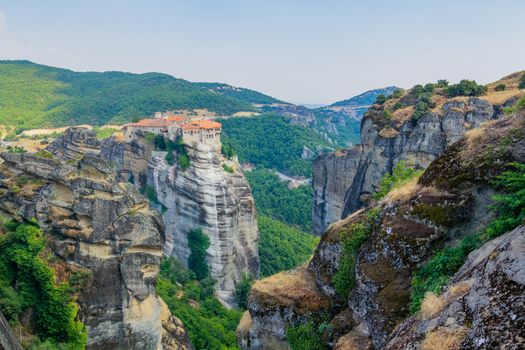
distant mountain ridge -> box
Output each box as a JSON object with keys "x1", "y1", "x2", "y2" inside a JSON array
[
  {"x1": 329, "y1": 86, "x2": 399, "y2": 108},
  {"x1": 0, "y1": 60, "x2": 277, "y2": 129}
]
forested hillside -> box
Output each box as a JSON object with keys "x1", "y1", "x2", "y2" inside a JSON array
[
  {"x1": 220, "y1": 114, "x2": 330, "y2": 176},
  {"x1": 196, "y1": 82, "x2": 283, "y2": 104},
  {"x1": 0, "y1": 60, "x2": 267, "y2": 129}
]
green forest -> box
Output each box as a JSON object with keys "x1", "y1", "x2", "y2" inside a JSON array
[
  {"x1": 246, "y1": 168, "x2": 312, "y2": 231},
  {"x1": 220, "y1": 114, "x2": 330, "y2": 176},
  {"x1": 0, "y1": 60, "x2": 280, "y2": 129},
  {"x1": 258, "y1": 216, "x2": 318, "y2": 277}
]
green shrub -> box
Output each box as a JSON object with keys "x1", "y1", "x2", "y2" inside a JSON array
[
  {"x1": 495, "y1": 83, "x2": 506, "y2": 91},
  {"x1": 411, "y1": 92, "x2": 435, "y2": 122},
  {"x1": 34, "y1": 150, "x2": 55, "y2": 159},
  {"x1": 154, "y1": 134, "x2": 166, "y2": 150},
  {"x1": 374, "y1": 161, "x2": 424, "y2": 200},
  {"x1": 187, "y1": 229, "x2": 210, "y2": 280},
  {"x1": 519, "y1": 74, "x2": 525, "y2": 89},
  {"x1": 222, "y1": 164, "x2": 234, "y2": 173},
  {"x1": 447, "y1": 79, "x2": 487, "y2": 97},
  {"x1": 221, "y1": 143, "x2": 235, "y2": 159},
  {"x1": 287, "y1": 320, "x2": 328, "y2": 350},
  {"x1": 0, "y1": 222, "x2": 87, "y2": 349},
  {"x1": 437, "y1": 79, "x2": 449, "y2": 88},
  {"x1": 375, "y1": 94, "x2": 387, "y2": 104},
  {"x1": 145, "y1": 132, "x2": 156, "y2": 144},
  {"x1": 410, "y1": 162, "x2": 525, "y2": 313},
  {"x1": 504, "y1": 94, "x2": 525, "y2": 115},
  {"x1": 145, "y1": 185, "x2": 159, "y2": 204},
  {"x1": 93, "y1": 127, "x2": 118, "y2": 140},
  {"x1": 332, "y1": 215, "x2": 374, "y2": 298},
  {"x1": 234, "y1": 273, "x2": 253, "y2": 309},
  {"x1": 7, "y1": 146, "x2": 26, "y2": 153}
]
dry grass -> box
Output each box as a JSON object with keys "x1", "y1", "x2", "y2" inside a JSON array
[
  {"x1": 392, "y1": 105, "x2": 414, "y2": 125},
  {"x1": 379, "y1": 127, "x2": 399, "y2": 138},
  {"x1": 385, "y1": 177, "x2": 421, "y2": 203},
  {"x1": 419, "y1": 292, "x2": 446, "y2": 320},
  {"x1": 421, "y1": 326, "x2": 468, "y2": 350},
  {"x1": 448, "y1": 280, "x2": 472, "y2": 299},
  {"x1": 462, "y1": 119, "x2": 500, "y2": 160}
]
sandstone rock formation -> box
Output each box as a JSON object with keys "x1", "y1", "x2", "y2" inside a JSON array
[
  {"x1": 148, "y1": 141, "x2": 259, "y2": 306},
  {"x1": 312, "y1": 96, "x2": 503, "y2": 235},
  {"x1": 239, "y1": 111, "x2": 525, "y2": 349},
  {"x1": 0, "y1": 150, "x2": 191, "y2": 349}
]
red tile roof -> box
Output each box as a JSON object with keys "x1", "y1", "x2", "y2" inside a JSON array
[{"x1": 181, "y1": 120, "x2": 222, "y2": 131}]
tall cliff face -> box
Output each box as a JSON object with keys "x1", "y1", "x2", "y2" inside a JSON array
[
  {"x1": 148, "y1": 142, "x2": 259, "y2": 306},
  {"x1": 239, "y1": 111, "x2": 525, "y2": 349},
  {"x1": 312, "y1": 92, "x2": 512, "y2": 235},
  {"x1": 0, "y1": 146, "x2": 191, "y2": 349}
]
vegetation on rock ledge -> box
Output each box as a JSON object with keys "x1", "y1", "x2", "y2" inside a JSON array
[
  {"x1": 410, "y1": 162, "x2": 525, "y2": 312},
  {"x1": 0, "y1": 221, "x2": 87, "y2": 349}
]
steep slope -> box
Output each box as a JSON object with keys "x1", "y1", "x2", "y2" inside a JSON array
[
  {"x1": 312, "y1": 74, "x2": 524, "y2": 235},
  {"x1": 239, "y1": 109, "x2": 525, "y2": 349},
  {"x1": 147, "y1": 141, "x2": 260, "y2": 306},
  {"x1": 99, "y1": 129, "x2": 260, "y2": 306},
  {"x1": 0, "y1": 144, "x2": 191, "y2": 349},
  {"x1": 0, "y1": 60, "x2": 266, "y2": 128}
]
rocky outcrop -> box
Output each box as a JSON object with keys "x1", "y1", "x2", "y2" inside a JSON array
[
  {"x1": 312, "y1": 96, "x2": 504, "y2": 235},
  {"x1": 238, "y1": 264, "x2": 332, "y2": 349},
  {"x1": 0, "y1": 150, "x2": 191, "y2": 350},
  {"x1": 101, "y1": 132, "x2": 152, "y2": 188},
  {"x1": 46, "y1": 126, "x2": 101, "y2": 159},
  {"x1": 385, "y1": 225, "x2": 525, "y2": 350},
  {"x1": 148, "y1": 142, "x2": 259, "y2": 306},
  {"x1": 239, "y1": 112, "x2": 525, "y2": 349}
]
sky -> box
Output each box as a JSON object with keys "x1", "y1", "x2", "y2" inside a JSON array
[{"x1": 0, "y1": 0, "x2": 524, "y2": 104}]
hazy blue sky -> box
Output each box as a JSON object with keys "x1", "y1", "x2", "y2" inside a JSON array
[{"x1": 0, "y1": 0, "x2": 523, "y2": 104}]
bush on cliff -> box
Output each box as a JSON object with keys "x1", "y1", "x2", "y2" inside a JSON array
[
  {"x1": 374, "y1": 161, "x2": 424, "y2": 200},
  {"x1": 0, "y1": 221, "x2": 87, "y2": 349},
  {"x1": 333, "y1": 209, "x2": 379, "y2": 298},
  {"x1": 188, "y1": 229, "x2": 210, "y2": 280},
  {"x1": 287, "y1": 320, "x2": 328, "y2": 350},
  {"x1": 519, "y1": 74, "x2": 525, "y2": 89},
  {"x1": 234, "y1": 273, "x2": 254, "y2": 309},
  {"x1": 447, "y1": 79, "x2": 487, "y2": 97}
]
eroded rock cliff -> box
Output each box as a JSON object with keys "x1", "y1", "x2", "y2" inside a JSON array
[
  {"x1": 0, "y1": 146, "x2": 191, "y2": 349},
  {"x1": 385, "y1": 225, "x2": 525, "y2": 350},
  {"x1": 100, "y1": 130, "x2": 259, "y2": 306},
  {"x1": 239, "y1": 110, "x2": 525, "y2": 349},
  {"x1": 312, "y1": 80, "x2": 522, "y2": 235},
  {"x1": 148, "y1": 141, "x2": 259, "y2": 306}
]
